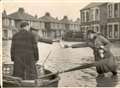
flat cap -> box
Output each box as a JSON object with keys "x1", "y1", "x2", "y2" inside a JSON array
[{"x1": 20, "y1": 22, "x2": 29, "y2": 28}]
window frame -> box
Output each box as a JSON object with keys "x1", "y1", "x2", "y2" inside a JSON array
[
  {"x1": 114, "y1": 3, "x2": 119, "y2": 18},
  {"x1": 107, "y1": 22, "x2": 119, "y2": 39},
  {"x1": 107, "y1": 3, "x2": 113, "y2": 18}
]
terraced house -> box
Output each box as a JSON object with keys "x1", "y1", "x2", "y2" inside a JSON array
[
  {"x1": 2, "y1": 8, "x2": 44, "y2": 40},
  {"x1": 60, "y1": 16, "x2": 80, "y2": 32},
  {"x1": 39, "y1": 14, "x2": 80, "y2": 39},
  {"x1": 39, "y1": 12, "x2": 64, "y2": 39},
  {"x1": 2, "y1": 8, "x2": 80, "y2": 40},
  {"x1": 80, "y1": 3, "x2": 108, "y2": 39},
  {"x1": 107, "y1": 3, "x2": 120, "y2": 40},
  {"x1": 2, "y1": 10, "x2": 13, "y2": 40},
  {"x1": 80, "y1": 2, "x2": 120, "y2": 40}
]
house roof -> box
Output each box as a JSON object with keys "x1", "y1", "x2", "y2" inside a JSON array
[
  {"x1": 39, "y1": 12, "x2": 59, "y2": 23},
  {"x1": 74, "y1": 18, "x2": 81, "y2": 24},
  {"x1": 2, "y1": 10, "x2": 7, "y2": 18},
  {"x1": 59, "y1": 16, "x2": 71, "y2": 24},
  {"x1": 8, "y1": 8, "x2": 38, "y2": 21},
  {"x1": 81, "y1": 3, "x2": 106, "y2": 10}
]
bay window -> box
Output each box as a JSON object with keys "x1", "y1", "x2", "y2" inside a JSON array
[
  {"x1": 108, "y1": 25, "x2": 112, "y2": 38},
  {"x1": 107, "y1": 3, "x2": 119, "y2": 18},
  {"x1": 86, "y1": 11, "x2": 90, "y2": 22},
  {"x1": 83, "y1": 12, "x2": 85, "y2": 22},
  {"x1": 114, "y1": 3, "x2": 119, "y2": 17},
  {"x1": 107, "y1": 4, "x2": 113, "y2": 18},
  {"x1": 95, "y1": 8, "x2": 100, "y2": 21},
  {"x1": 114, "y1": 24, "x2": 119, "y2": 38}
]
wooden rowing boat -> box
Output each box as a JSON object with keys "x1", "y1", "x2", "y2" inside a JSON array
[{"x1": 3, "y1": 64, "x2": 60, "y2": 87}]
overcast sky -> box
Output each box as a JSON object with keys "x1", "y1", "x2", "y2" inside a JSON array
[{"x1": 1, "y1": 0, "x2": 119, "y2": 21}]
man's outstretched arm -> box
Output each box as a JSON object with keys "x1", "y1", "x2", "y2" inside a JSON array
[
  {"x1": 64, "y1": 42, "x2": 89, "y2": 48},
  {"x1": 38, "y1": 37, "x2": 53, "y2": 44},
  {"x1": 71, "y1": 42, "x2": 89, "y2": 48}
]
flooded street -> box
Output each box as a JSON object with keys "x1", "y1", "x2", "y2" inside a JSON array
[{"x1": 2, "y1": 40, "x2": 120, "y2": 87}]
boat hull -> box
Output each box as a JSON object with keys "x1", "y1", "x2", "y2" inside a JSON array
[{"x1": 3, "y1": 64, "x2": 60, "y2": 87}]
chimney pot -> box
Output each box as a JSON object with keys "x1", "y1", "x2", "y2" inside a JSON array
[
  {"x1": 64, "y1": 16, "x2": 68, "y2": 19},
  {"x1": 45, "y1": 12, "x2": 50, "y2": 16},
  {"x1": 18, "y1": 8, "x2": 24, "y2": 13}
]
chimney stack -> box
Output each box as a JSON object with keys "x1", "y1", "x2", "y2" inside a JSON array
[
  {"x1": 45, "y1": 12, "x2": 50, "y2": 16},
  {"x1": 63, "y1": 16, "x2": 68, "y2": 20},
  {"x1": 18, "y1": 8, "x2": 24, "y2": 14}
]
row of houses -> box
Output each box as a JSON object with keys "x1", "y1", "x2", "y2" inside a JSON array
[
  {"x1": 2, "y1": 8, "x2": 80, "y2": 40},
  {"x1": 2, "y1": 2, "x2": 120, "y2": 40},
  {"x1": 80, "y1": 2, "x2": 120, "y2": 40}
]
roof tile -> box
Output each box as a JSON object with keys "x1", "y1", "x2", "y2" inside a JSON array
[{"x1": 81, "y1": 3, "x2": 106, "y2": 10}]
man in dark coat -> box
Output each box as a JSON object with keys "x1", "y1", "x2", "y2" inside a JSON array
[
  {"x1": 11, "y1": 22, "x2": 38, "y2": 80},
  {"x1": 11, "y1": 22, "x2": 57, "y2": 80}
]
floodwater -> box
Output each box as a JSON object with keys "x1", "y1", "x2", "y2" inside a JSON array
[{"x1": 2, "y1": 40, "x2": 120, "y2": 87}]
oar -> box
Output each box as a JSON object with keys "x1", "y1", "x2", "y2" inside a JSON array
[
  {"x1": 38, "y1": 62, "x2": 95, "y2": 79},
  {"x1": 42, "y1": 50, "x2": 52, "y2": 67},
  {"x1": 40, "y1": 48, "x2": 53, "y2": 75}
]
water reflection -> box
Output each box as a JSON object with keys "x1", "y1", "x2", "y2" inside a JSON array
[{"x1": 96, "y1": 76, "x2": 118, "y2": 87}]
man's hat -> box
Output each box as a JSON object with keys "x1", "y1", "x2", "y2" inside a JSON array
[
  {"x1": 20, "y1": 21, "x2": 29, "y2": 28},
  {"x1": 87, "y1": 30, "x2": 96, "y2": 35},
  {"x1": 30, "y1": 27, "x2": 39, "y2": 31}
]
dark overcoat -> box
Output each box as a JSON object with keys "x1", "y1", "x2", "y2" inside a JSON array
[
  {"x1": 71, "y1": 35, "x2": 117, "y2": 74},
  {"x1": 11, "y1": 29, "x2": 38, "y2": 80}
]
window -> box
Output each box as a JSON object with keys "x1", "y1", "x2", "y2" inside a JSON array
[
  {"x1": 108, "y1": 4, "x2": 113, "y2": 18},
  {"x1": 108, "y1": 25, "x2": 112, "y2": 38},
  {"x1": 86, "y1": 26, "x2": 89, "y2": 32},
  {"x1": 11, "y1": 20, "x2": 15, "y2": 26},
  {"x1": 86, "y1": 11, "x2": 89, "y2": 22},
  {"x1": 83, "y1": 12, "x2": 85, "y2": 22},
  {"x1": 93, "y1": 9, "x2": 96, "y2": 21},
  {"x1": 3, "y1": 30, "x2": 8, "y2": 39},
  {"x1": 81, "y1": 12, "x2": 83, "y2": 23},
  {"x1": 114, "y1": 24, "x2": 119, "y2": 38},
  {"x1": 3, "y1": 18, "x2": 10, "y2": 26},
  {"x1": 57, "y1": 23, "x2": 59, "y2": 28},
  {"x1": 41, "y1": 22, "x2": 45, "y2": 29},
  {"x1": 81, "y1": 26, "x2": 85, "y2": 33},
  {"x1": 114, "y1": 3, "x2": 119, "y2": 17},
  {"x1": 2, "y1": 19, "x2": 6, "y2": 26},
  {"x1": 55, "y1": 23, "x2": 57, "y2": 29},
  {"x1": 53, "y1": 23, "x2": 55, "y2": 28},
  {"x1": 81, "y1": 11, "x2": 85, "y2": 23},
  {"x1": 81, "y1": 12, "x2": 82, "y2": 22},
  {"x1": 96, "y1": 26, "x2": 99, "y2": 32},
  {"x1": 91, "y1": 26, "x2": 94, "y2": 31},
  {"x1": 72, "y1": 24, "x2": 73, "y2": 29},
  {"x1": 74, "y1": 24, "x2": 76, "y2": 29},
  {"x1": 90, "y1": 9, "x2": 94, "y2": 21},
  {"x1": 95, "y1": 9, "x2": 99, "y2": 21}
]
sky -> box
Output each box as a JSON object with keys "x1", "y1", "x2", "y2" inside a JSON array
[
  {"x1": 1, "y1": 1, "x2": 90, "y2": 21},
  {"x1": 1, "y1": 0, "x2": 120, "y2": 21},
  {"x1": 1, "y1": 0, "x2": 113, "y2": 21}
]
